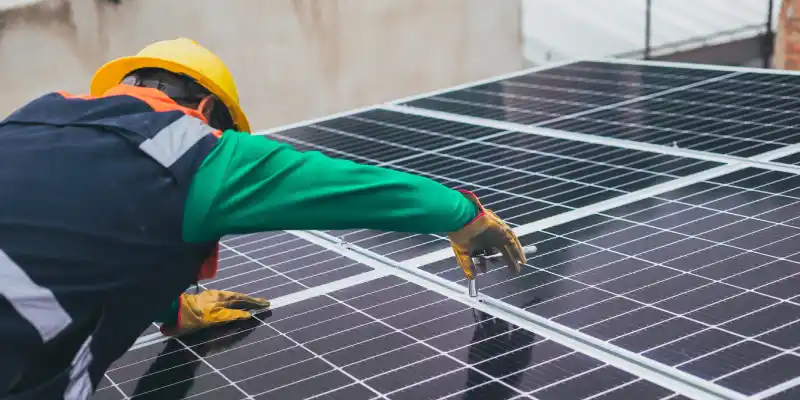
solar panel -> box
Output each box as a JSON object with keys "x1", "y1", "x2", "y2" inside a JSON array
[
  {"x1": 774, "y1": 152, "x2": 800, "y2": 166},
  {"x1": 93, "y1": 59, "x2": 800, "y2": 400},
  {"x1": 266, "y1": 109, "x2": 720, "y2": 262},
  {"x1": 97, "y1": 276, "x2": 682, "y2": 400},
  {"x1": 424, "y1": 166, "x2": 800, "y2": 397},
  {"x1": 400, "y1": 61, "x2": 800, "y2": 158},
  {"x1": 401, "y1": 61, "x2": 732, "y2": 125},
  {"x1": 210, "y1": 232, "x2": 374, "y2": 298}
]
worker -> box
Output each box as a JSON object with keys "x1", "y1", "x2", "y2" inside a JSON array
[{"x1": 0, "y1": 38, "x2": 525, "y2": 399}]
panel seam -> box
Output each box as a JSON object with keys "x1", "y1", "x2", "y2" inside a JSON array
[
  {"x1": 403, "y1": 142, "x2": 800, "y2": 268},
  {"x1": 292, "y1": 229, "x2": 744, "y2": 400},
  {"x1": 252, "y1": 59, "x2": 578, "y2": 136},
  {"x1": 382, "y1": 104, "x2": 800, "y2": 175}
]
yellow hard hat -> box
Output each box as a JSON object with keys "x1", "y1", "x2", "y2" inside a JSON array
[{"x1": 90, "y1": 38, "x2": 250, "y2": 133}]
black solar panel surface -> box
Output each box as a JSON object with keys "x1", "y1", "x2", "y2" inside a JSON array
[
  {"x1": 774, "y1": 152, "x2": 800, "y2": 166},
  {"x1": 210, "y1": 232, "x2": 374, "y2": 299},
  {"x1": 402, "y1": 61, "x2": 800, "y2": 158},
  {"x1": 95, "y1": 277, "x2": 679, "y2": 399},
  {"x1": 402, "y1": 61, "x2": 731, "y2": 125},
  {"x1": 95, "y1": 60, "x2": 800, "y2": 400},
  {"x1": 268, "y1": 109, "x2": 720, "y2": 262},
  {"x1": 447, "y1": 167, "x2": 799, "y2": 397}
]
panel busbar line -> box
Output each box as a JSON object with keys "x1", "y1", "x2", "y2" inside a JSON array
[
  {"x1": 401, "y1": 61, "x2": 733, "y2": 126},
  {"x1": 124, "y1": 233, "x2": 378, "y2": 362},
  {"x1": 415, "y1": 166, "x2": 800, "y2": 399},
  {"x1": 253, "y1": 59, "x2": 582, "y2": 139},
  {"x1": 384, "y1": 104, "x2": 800, "y2": 177},
  {"x1": 267, "y1": 125, "x2": 690, "y2": 262},
  {"x1": 274, "y1": 127, "x2": 768, "y2": 287},
  {"x1": 206, "y1": 231, "x2": 374, "y2": 300},
  {"x1": 126, "y1": 232, "x2": 383, "y2": 354},
  {"x1": 266, "y1": 110, "x2": 719, "y2": 264},
  {"x1": 774, "y1": 152, "x2": 800, "y2": 167},
  {"x1": 400, "y1": 61, "x2": 800, "y2": 159},
  {"x1": 398, "y1": 141, "x2": 800, "y2": 274},
  {"x1": 94, "y1": 277, "x2": 681, "y2": 400},
  {"x1": 256, "y1": 60, "x2": 800, "y2": 400},
  {"x1": 94, "y1": 59, "x2": 800, "y2": 400}
]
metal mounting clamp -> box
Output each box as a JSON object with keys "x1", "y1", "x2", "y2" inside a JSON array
[{"x1": 468, "y1": 245, "x2": 539, "y2": 298}]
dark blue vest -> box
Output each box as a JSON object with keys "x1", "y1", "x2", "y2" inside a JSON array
[{"x1": 0, "y1": 87, "x2": 220, "y2": 399}]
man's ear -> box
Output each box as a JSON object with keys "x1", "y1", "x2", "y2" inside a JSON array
[{"x1": 197, "y1": 95, "x2": 217, "y2": 122}]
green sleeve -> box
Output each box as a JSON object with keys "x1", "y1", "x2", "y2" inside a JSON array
[
  {"x1": 181, "y1": 130, "x2": 478, "y2": 242},
  {"x1": 154, "y1": 298, "x2": 178, "y2": 326}
]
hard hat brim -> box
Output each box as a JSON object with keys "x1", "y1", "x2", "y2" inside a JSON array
[{"x1": 90, "y1": 55, "x2": 251, "y2": 133}]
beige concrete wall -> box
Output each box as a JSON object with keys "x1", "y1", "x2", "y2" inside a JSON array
[{"x1": 0, "y1": 0, "x2": 523, "y2": 130}]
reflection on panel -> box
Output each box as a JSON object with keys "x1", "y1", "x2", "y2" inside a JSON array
[
  {"x1": 402, "y1": 61, "x2": 729, "y2": 125},
  {"x1": 403, "y1": 61, "x2": 800, "y2": 158}
]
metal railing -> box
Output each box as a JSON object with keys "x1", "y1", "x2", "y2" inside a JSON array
[{"x1": 642, "y1": 0, "x2": 775, "y2": 66}]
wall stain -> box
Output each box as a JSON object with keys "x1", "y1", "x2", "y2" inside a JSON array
[
  {"x1": 1, "y1": 0, "x2": 523, "y2": 129},
  {"x1": 0, "y1": 0, "x2": 73, "y2": 36},
  {"x1": 292, "y1": 0, "x2": 341, "y2": 82}
]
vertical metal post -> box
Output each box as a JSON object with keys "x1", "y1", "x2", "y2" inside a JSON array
[
  {"x1": 468, "y1": 279, "x2": 478, "y2": 297},
  {"x1": 764, "y1": 0, "x2": 775, "y2": 68},
  {"x1": 644, "y1": 0, "x2": 653, "y2": 59}
]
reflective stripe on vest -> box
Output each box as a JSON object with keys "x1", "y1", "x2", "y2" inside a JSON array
[
  {"x1": 64, "y1": 334, "x2": 93, "y2": 400},
  {"x1": 139, "y1": 114, "x2": 217, "y2": 168},
  {"x1": 0, "y1": 250, "x2": 73, "y2": 342}
]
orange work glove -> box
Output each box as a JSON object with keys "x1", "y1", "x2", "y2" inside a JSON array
[
  {"x1": 447, "y1": 190, "x2": 526, "y2": 280},
  {"x1": 160, "y1": 290, "x2": 270, "y2": 336}
]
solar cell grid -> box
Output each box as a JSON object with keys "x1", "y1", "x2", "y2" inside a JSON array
[
  {"x1": 542, "y1": 86, "x2": 798, "y2": 157},
  {"x1": 267, "y1": 109, "x2": 719, "y2": 263},
  {"x1": 400, "y1": 61, "x2": 731, "y2": 126},
  {"x1": 93, "y1": 59, "x2": 800, "y2": 400},
  {"x1": 94, "y1": 276, "x2": 679, "y2": 399},
  {"x1": 766, "y1": 384, "x2": 800, "y2": 400},
  {"x1": 276, "y1": 110, "x2": 505, "y2": 165},
  {"x1": 401, "y1": 61, "x2": 800, "y2": 159},
  {"x1": 128, "y1": 232, "x2": 369, "y2": 362},
  {"x1": 208, "y1": 231, "x2": 374, "y2": 299},
  {"x1": 774, "y1": 152, "x2": 800, "y2": 166},
  {"x1": 419, "y1": 166, "x2": 800, "y2": 397}
]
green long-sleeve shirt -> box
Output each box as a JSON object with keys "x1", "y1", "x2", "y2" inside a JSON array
[
  {"x1": 157, "y1": 129, "x2": 478, "y2": 325},
  {"x1": 183, "y1": 130, "x2": 478, "y2": 240}
]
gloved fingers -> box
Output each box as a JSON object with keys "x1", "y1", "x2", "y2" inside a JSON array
[
  {"x1": 508, "y1": 230, "x2": 526, "y2": 265},
  {"x1": 207, "y1": 307, "x2": 253, "y2": 324},
  {"x1": 500, "y1": 245, "x2": 521, "y2": 275},
  {"x1": 220, "y1": 297, "x2": 270, "y2": 311},
  {"x1": 454, "y1": 250, "x2": 477, "y2": 280},
  {"x1": 502, "y1": 234, "x2": 526, "y2": 267},
  {"x1": 212, "y1": 291, "x2": 271, "y2": 310},
  {"x1": 485, "y1": 211, "x2": 525, "y2": 266}
]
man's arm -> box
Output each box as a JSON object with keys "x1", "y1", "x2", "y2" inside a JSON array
[
  {"x1": 160, "y1": 130, "x2": 524, "y2": 336},
  {"x1": 154, "y1": 299, "x2": 178, "y2": 326},
  {"x1": 182, "y1": 130, "x2": 479, "y2": 242},
  {"x1": 157, "y1": 131, "x2": 476, "y2": 334}
]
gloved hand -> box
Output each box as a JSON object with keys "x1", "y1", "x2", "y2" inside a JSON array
[
  {"x1": 160, "y1": 290, "x2": 270, "y2": 336},
  {"x1": 447, "y1": 190, "x2": 526, "y2": 280}
]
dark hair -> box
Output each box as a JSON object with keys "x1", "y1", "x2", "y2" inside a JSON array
[{"x1": 122, "y1": 68, "x2": 235, "y2": 131}]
